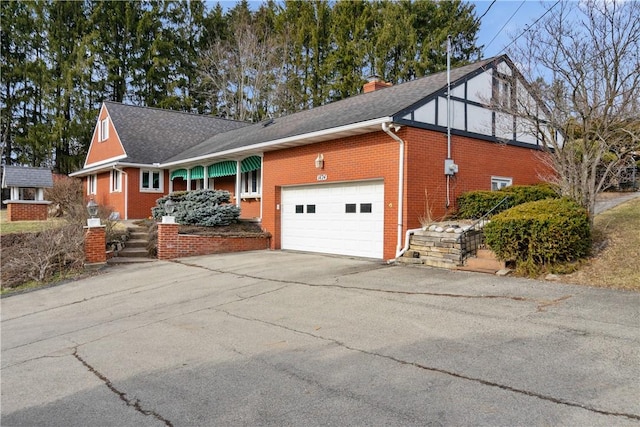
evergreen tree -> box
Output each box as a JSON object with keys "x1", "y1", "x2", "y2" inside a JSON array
[{"x1": 2, "y1": 0, "x2": 483, "y2": 170}]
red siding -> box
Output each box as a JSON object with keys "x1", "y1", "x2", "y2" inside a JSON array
[
  {"x1": 261, "y1": 131, "x2": 400, "y2": 260},
  {"x1": 85, "y1": 107, "x2": 126, "y2": 166},
  {"x1": 260, "y1": 127, "x2": 550, "y2": 260},
  {"x1": 85, "y1": 168, "x2": 168, "y2": 220}
]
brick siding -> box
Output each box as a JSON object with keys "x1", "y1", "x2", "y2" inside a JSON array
[
  {"x1": 5, "y1": 202, "x2": 50, "y2": 221},
  {"x1": 84, "y1": 226, "x2": 106, "y2": 264}
]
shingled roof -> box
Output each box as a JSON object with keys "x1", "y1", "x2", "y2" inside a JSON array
[
  {"x1": 165, "y1": 56, "x2": 499, "y2": 164},
  {"x1": 2, "y1": 166, "x2": 53, "y2": 188},
  {"x1": 103, "y1": 102, "x2": 249, "y2": 164}
]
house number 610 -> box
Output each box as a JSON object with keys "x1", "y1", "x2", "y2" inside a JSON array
[{"x1": 317, "y1": 174, "x2": 328, "y2": 181}]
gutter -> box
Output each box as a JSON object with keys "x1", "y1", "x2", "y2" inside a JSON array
[{"x1": 70, "y1": 161, "x2": 159, "y2": 177}]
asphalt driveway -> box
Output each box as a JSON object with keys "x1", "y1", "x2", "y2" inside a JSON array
[{"x1": 2, "y1": 251, "x2": 639, "y2": 426}]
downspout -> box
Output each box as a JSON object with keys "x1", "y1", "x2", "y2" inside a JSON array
[
  {"x1": 446, "y1": 35, "x2": 452, "y2": 209},
  {"x1": 382, "y1": 122, "x2": 420, "y2": 260},
  {"x1": 113, "y1": 166, "x2": 128, "y2": 220}
]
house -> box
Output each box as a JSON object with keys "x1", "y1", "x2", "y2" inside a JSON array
[
  {"x1": 71, "y1": 55, "x2": 554, "y2": 260},
  {"x1": 2, "y1": 166, "x2": 54, "y2": 221}
]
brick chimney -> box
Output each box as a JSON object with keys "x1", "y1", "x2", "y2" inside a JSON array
[{"x1": 363, "y1": 75, "x2": 392, "y2": 93}]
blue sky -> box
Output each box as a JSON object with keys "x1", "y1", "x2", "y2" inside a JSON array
[{"x1": 472, "y1": 0, "x2": 555, "y2": 58}]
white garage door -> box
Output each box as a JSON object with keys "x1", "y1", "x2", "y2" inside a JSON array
[{"x1": 281, "y1": 181, "x2": 384, "y2": 258}]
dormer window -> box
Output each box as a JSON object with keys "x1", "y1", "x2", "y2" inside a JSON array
[{"x1": 99, "y1": 118, "x2": 109, "y2": 142}]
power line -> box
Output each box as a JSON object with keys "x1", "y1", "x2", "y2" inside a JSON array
[
  {"x1": 484, "y1": 0, "x2": 526, "y2": 54},
  {"x1": 500, "y1": 0, "x2": 562, "y2": 54},
  {"x1": 477, "y1": 0, "x2": 497, "y2": 21}
]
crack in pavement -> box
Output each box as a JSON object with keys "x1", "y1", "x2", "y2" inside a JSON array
[
  {"x1": 73, "y1": 348, "x2": 173, "y2": 426},
  {"x1": 217, "y1": 309, "x2": 640, "y2": 422},
  {"x1": 1, "y1": 276, "x2": 202, "y2": 322},
  {"x1": 2, "y1": 282, "x2": 286, "y2": 354},
  {"x1": 173, "y1": 260, "x2": 571, "y2": 309}
]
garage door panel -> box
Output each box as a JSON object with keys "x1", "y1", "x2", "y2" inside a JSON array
[{"x1": 281, "y1": 181, "x2": 384, "y2": 258}]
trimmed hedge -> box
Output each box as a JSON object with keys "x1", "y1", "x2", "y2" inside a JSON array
[
  {"x1": 484, "y1": 198, "x2": 591, "y2": 270},
  {"x1": 455, "y1": 184, "x2": 558, "y2": 219},
  {"x1": 152, "y1": 189, "x2": 241, "y2": 226}
]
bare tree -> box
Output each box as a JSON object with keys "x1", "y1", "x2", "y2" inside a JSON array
[
  {"x1": 506, "y1": 0, "x2": 640, "y2": 223},
  {"x1": 197, "y1": 20, "x2": 287, "y2": 122}
]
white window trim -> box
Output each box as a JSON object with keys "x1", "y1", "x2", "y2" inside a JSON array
[
  {"x1": 110, "y1": 169, "x2": 122, "y2": 193},
  {"x1": 140, "y1": 169, "x2": 163, "y2": 193},
  {"x1": 491, "y1": 176, "x2": 512, "y2": 191},
  {"x1": 99, "y1": 118, "x2": 109, "y2": 142},
  {"x1": 88, "y1": 174, "x2": 97, "y2": 195},
  {"x1": 241, "y1": 169, "x2": 261, "y2": 197}
]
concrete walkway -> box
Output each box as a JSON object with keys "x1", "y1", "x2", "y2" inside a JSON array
[{"x1": 594, "y1": 191, "x2": 640, "y2": 214}]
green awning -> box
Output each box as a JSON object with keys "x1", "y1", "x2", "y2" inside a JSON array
[
  {"x1": 190, "y1": 165, "x2": 205, "y2": 180},
  {"x1": 170, "y1": 169, "x2": 187, "y2": 180},
  {"x1": 241, "y1": 156, "x2": 262, "y2": 173},
  {"x1": 208, "y1": 161, "x2": 237, "y2": 178}
]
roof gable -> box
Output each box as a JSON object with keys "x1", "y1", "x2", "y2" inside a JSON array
[
  {"x1": 85, "y1": 104, "x2": 127, "y2": 167},
  {"x1": 2, "y1": 166, "x2": 54, "y2": 188},
  {"x1": 101, "y1": 102, "x2": 249, "y2": 165}
]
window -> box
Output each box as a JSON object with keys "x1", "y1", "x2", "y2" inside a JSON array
[
  {"x1": 306, "y1": 204, "x2": 316, "y2": 214},
  {"x1": 491, "y1": 176, "x2": 512, "y2": 191},
  {"x1": 360, "y1": 203, "x2": 372, "y2": 213},
  {"x1": 295, "y1": 205, "x2": 304, "y2": 213},
  {"x1": 345, "y1": 204, "x2": 357, "y2": 213},
  {"x1": 141, "y1": 170, "x2": 162, "y2": 192},
  {"x1": 110, "y1": 169, "x2": 122, "y2": 193},
  {"x1": 87, "y1": 174, "x2": 97, "y2": 195},
  {"x1": 494, "y1": 77, "x2": 512, "y2": 110},
  {"x1": 99, "y1": 118, "x2": 109, "y2": 142},
  {"x1": 241, "y1": 169, "x2": 261, "y2": 197}
]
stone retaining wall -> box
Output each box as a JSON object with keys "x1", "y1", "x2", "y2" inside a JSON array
[{"x1": 400, "y1": 223, "x2": 484, "y2": 269}]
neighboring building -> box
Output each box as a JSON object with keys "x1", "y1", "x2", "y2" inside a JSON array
[
  {"x1": 71, "y1": 55, "x2": 555, "y2": 260},
  {"x1": 2, "y1": 166, "x2": 54, "y2": 221}
]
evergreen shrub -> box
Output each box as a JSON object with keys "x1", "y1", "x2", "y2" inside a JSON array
[
  {"x1": 455, "y1": 184, "x2": 558, "y2": 219},
  {"x1": 484, "y1": 198, "x2": 591, "y2": 273},
  {"x1": 152, "y1": 189, "x2": 241, "y2": 226}
]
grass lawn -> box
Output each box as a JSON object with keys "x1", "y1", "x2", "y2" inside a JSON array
[
  {"x1": 562, "y1": 197, "x2": 640, "y2": 291},
  {"x1": 0, "y1": 210, "x2": 65, "y2": 235}
]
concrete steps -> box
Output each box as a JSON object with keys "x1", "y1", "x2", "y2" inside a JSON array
[
  {"x1": 108, "y1": 223, "x2": 155, "y2": 264},
  {"x1": 458, "y1": 249, "x2": 507, "y2": 274}
]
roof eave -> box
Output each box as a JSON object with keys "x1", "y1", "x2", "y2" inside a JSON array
[{"x1": 69, "y1": 161, "x2": 162, "y2": 177}]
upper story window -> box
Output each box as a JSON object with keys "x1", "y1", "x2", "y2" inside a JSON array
[
  {"x1": 110, "y1": 169, "x2": 122, "y2": 193},
  {"x1": 241, "y1": 169, "x2": 261, "y2": 197},
  {"x1": 491, "y1": 176, "x2": 512, "y2": 191},
  {"x1": 88, "y1": 174, "x2": 97, "y2": 195},
  {"x1": 494, "y1": 76, "x2": 512, "y2": 111},
  {"x1": 98, "y1": 118, "x2": 109, "y2": 142},
  {"x1": 141, "y1": 170, "x2": 162, "y2": 192}
]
